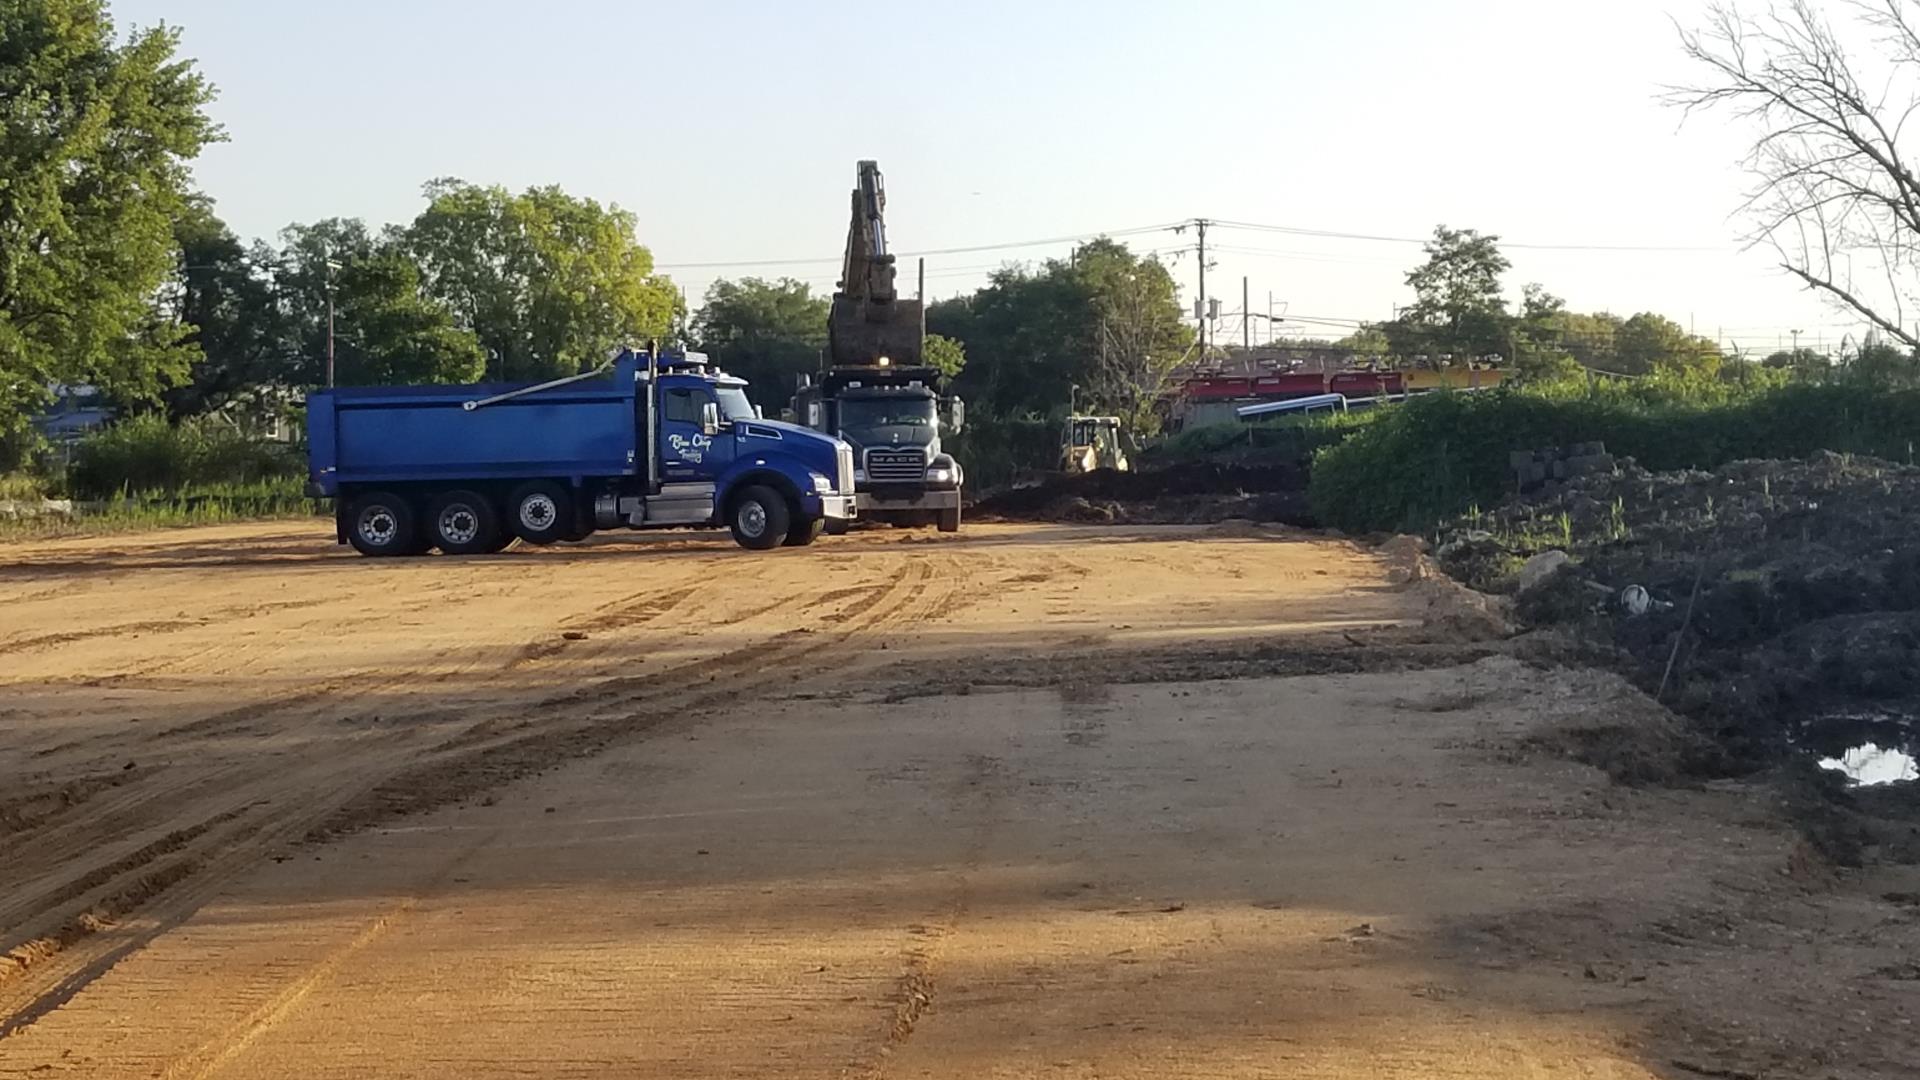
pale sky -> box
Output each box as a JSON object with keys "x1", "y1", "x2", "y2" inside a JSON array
[{"x1": 118, "y1": 0, "x2": 1868, "y2": 357}]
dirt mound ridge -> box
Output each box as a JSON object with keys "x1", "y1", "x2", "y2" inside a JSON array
[{"x1": 973, "y1": 461, "x2": 1310, "y2": 524}]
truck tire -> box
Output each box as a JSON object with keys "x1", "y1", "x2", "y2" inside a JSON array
[
  {"x1": 508, "y1": 481, "x2": 573, "y2": 545},
  {"x1": 428, "y1": 489, "x2": 503, "y2": 555},
  {"x1": 783, "y1": 517, "x2": 825, "y2": 547},
  {"x1": 727, "y1": 485, "x2": 789, "y2": 550},
  {"x1": 937, "y1": 503, "x2": 962, "y2": 533},
  {"x1": 825, "y1": 518, "x2": 850, "y2": 537},
  {"x1": 345, "y1": 491, "x2": 420, "y2": 558}
]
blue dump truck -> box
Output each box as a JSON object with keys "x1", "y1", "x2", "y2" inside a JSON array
[{"x1": 306, "y1": 348, "x2": 856, "y2": 556}]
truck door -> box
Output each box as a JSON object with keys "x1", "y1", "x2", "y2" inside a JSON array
[{"x1": 658, "y1": 385, "x2": 736, "y2": 483}]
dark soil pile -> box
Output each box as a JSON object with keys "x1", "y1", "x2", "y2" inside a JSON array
[
  {"x1": 971, "y1": 462, "x2": 1312, "y2": 525},
  {"x1": 1440, "y1": 451, "x2": 1920, "y2": 776}
]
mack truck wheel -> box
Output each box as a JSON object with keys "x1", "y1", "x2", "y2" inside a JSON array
[
  {"x1": 508, "y1": 481, "x2": 573, "y2": 545},
  {"x1": 937, "y1": 503, "x2": 962, "y2": 533},
  {"x1": 345, "y1": 491, "x2": 420, "y2": 558},
  {"x1": 428, "y1": 489, "x2": 503, "y2": 555},
  {"x1": 728, "y1": 485, "x2": 790, "y2": 550},
  {"x1": 782, "y1": 517, "x2": 825, "y2": 547}
]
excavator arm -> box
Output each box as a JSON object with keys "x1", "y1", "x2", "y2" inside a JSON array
[{"x1": 828, "y1": 160, "x2": 924, "y2": 368}]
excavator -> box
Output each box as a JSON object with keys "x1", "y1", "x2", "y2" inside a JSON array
[{"x1": 793, "y1": 162, "x2": 966, "y2": 532}]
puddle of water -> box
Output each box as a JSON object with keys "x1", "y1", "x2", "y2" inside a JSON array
[{"x1": 1819, "y1": 744, "x2": 1919, "y2": 786}]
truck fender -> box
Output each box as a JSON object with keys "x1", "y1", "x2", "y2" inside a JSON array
[{"x1": 716, "y1": 461, "x2": 808, "y2": 517}]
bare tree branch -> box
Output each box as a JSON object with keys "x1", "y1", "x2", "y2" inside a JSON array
[{"x1": 1676, "y1": 0, "x2": 1920, "y2": 348}]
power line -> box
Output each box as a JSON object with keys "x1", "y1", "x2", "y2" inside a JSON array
[
  {"x1": 1209, "y1": 218, "x2": 1723, "y2": 254},
  {"x1": 654, "y1": 222, "x2": 1181, "y2": 270}
]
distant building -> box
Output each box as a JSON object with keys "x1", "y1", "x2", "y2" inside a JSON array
[{"x1": 34, "y1": 385, "x2": 113, "y2": 444}]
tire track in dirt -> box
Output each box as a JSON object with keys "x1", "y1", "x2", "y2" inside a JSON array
[
  {"x1": 0, "y1": 732, "x2": 446, "y2": 1032},
  {"x1": 0, "y1": 599, "x2": 335, "y2": 656},
  {"x1": 0, "y1": 554, "x2": 945, "y2": 1037}
]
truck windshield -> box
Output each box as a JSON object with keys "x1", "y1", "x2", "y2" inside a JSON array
[
  {"x1": 840, "y1": 398, "x2": 936, "y2": 436},
  {"x1": 715, "y1": 386, "x2": 757, "y2": 422}
]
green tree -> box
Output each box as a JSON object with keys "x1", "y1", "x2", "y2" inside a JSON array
[
  {"x1": 0, "y1": 0, "x2": 220, "y2": 437},
  {"x1": 275, "y1": 218, "x2": 483, "y2": 386},
  {"x1": 1387, "y1": 227, "x2": 1512, "y2": 366},
  {"x1": 1616, "y1": 313, "x2": 1721, "y2": 375},
  {"x1": 691, "y1": 277, "x2": 828, "y2": 406},
  {"x1": 1851, "y1": 340, "x2": 1919, "y2": 386},
  {"x1": 404, "y1": 180, "x2": 680, "y2": 381},
  {"x1": 928, "y1": 238, "x2": 1189, "y2": 418},
  {"x1": 1333, "y1": 326, "x2": 1391, "y2": 357},
  {"x1": 163, "y1": 199, "x2": 289, "y2": 416},
  {"x1": 922, "y1": 333, "x2": 966, "y2": 380},
  {"x1": 1762, "y1": 347, "x2": 1832, "y2": 378},
  {"x1": 1539, "y1": 310, "x2": 1624, "y2": 371}
]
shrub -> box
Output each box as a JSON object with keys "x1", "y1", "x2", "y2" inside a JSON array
[
  {"x1": 947, "y1": 412, "x2": 1060, "y2": 489},
  {"x1": 69, "y1": 414, "x2": 303, "y2": 499},
  {"x1": 1153, "y1": 410, "x2": 1374, "y2": 465},
  {"x1": 1308, "y1": 380, "x2": 1920, "y2": 533}
]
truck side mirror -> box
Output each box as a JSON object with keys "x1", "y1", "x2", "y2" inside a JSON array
[
  {"x1": 947, "y1": 397, "x2": 966, "y2": 435},
  {"x1": 702, "y1": 401, "x2": 720, "y2": 436},
  {"x1": 806, "y1": 401, "x2": 823, "y2": 428}
]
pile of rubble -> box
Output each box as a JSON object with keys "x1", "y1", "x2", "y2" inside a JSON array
[{"x1": 1439, "y1": 450, "x2": 1920, "y2": 789}]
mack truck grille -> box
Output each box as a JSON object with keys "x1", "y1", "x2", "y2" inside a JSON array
[
  {"x1": 837, "y1": 444, "x2": 855, "y2": 492},
  {"x1": 866, "y1": 449, "x2": 926, "y2": 483}
]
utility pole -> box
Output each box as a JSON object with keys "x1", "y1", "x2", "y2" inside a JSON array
[
  {"x1": 1268, "y1": 291, "x2": 1274, "y2": 347},
  {"x1": 917, "y1": 257, "x2": 925, "y2": 303},
  {"x1": 1196, "y1": 218, "x2": 1209, "y2": 357},
  {"x1": 1242, "y1": 276, "x2": 1250, "y2": 350},
  {"x1": 324, "y1": 256, "x2": 342, "y2": 388}
]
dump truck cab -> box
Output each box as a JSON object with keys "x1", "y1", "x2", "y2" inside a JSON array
[{"x1": 794, "y1": 364, "x2": 964, "y2": 532}]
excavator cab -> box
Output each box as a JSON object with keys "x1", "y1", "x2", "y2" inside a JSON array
[{"x1": 1063, "y1": 416, "x2": 1129, "y2": 474}]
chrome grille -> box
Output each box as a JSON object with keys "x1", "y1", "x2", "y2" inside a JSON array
[
  {"x1": 836, "y1": 444, "x2": 855, "y2": 492},
  {"x1": 866, "y1": 448, "x2": 926, "y2": 483}
]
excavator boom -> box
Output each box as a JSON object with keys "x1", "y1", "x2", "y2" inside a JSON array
[{"x1": 828, "y1": 160, "x2": 924, "y2": 368}]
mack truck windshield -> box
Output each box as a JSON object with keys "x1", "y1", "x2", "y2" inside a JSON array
[
  {"x1": 792, "y1": 160, "x2": 966, "y2": 532},
  {"x1": 307, "y1": 348, "x2": 856, "y2": 555}
]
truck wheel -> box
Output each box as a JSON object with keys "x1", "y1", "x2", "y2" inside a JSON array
[
  {"x1": 937, "y1": 504, "x2": 962, "y2": 533},
  {"x1": 508, "y1": 481, "x2": 573, "y2": 545},
  {"x1": 345, "y1": 492, "x2": 420, "y2": 558},
  {"x1": 428, "y1": 489, "x2": 503, "y2": 555},
  {"x1": 825, "y1": 518, "x2": 851, "y2": 537},
  {"x1": 783, "y1": 517, "x2": 825, "y2": 547},
  {"x1": 727, "y1": 485, "x2": 790, "y2": 550}
]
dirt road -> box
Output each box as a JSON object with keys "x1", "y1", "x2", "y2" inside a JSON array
[{"x1": 2, "y1": 522, "x2": 1913, "y2": 1078}]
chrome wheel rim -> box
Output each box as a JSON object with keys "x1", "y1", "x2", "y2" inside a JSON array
[
  {"x1": 738, "y1": 501, "x2": 768, "y2": 539},
  {"x1": 357, "y1": 506, "x2": 399, "y2": 547},
  {"x1": 520, "y1": 493, "x2": 557, "y2": 532},
  {"x1": 440, "y1": 505, "x2": 480, "y2": 545}
]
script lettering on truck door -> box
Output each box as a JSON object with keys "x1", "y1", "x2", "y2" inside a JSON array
[{"x1": 659, "y1": 386, "x2": 734, "y2": 480}]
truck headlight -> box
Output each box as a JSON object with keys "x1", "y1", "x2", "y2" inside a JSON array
[
  {"x1": 925, "y1": 466, "x2": 954, "y2": 484},
  {"x1": 853, "y1": 467, "x2": 867, "y2": 484},
  {"x1": 810, "y1": 471, "x2": 833, "y2": 493}
]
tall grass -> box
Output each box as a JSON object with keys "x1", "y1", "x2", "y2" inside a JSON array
[{"x1": 0, "y1": 477, "x2": 317, "y2": 541}]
